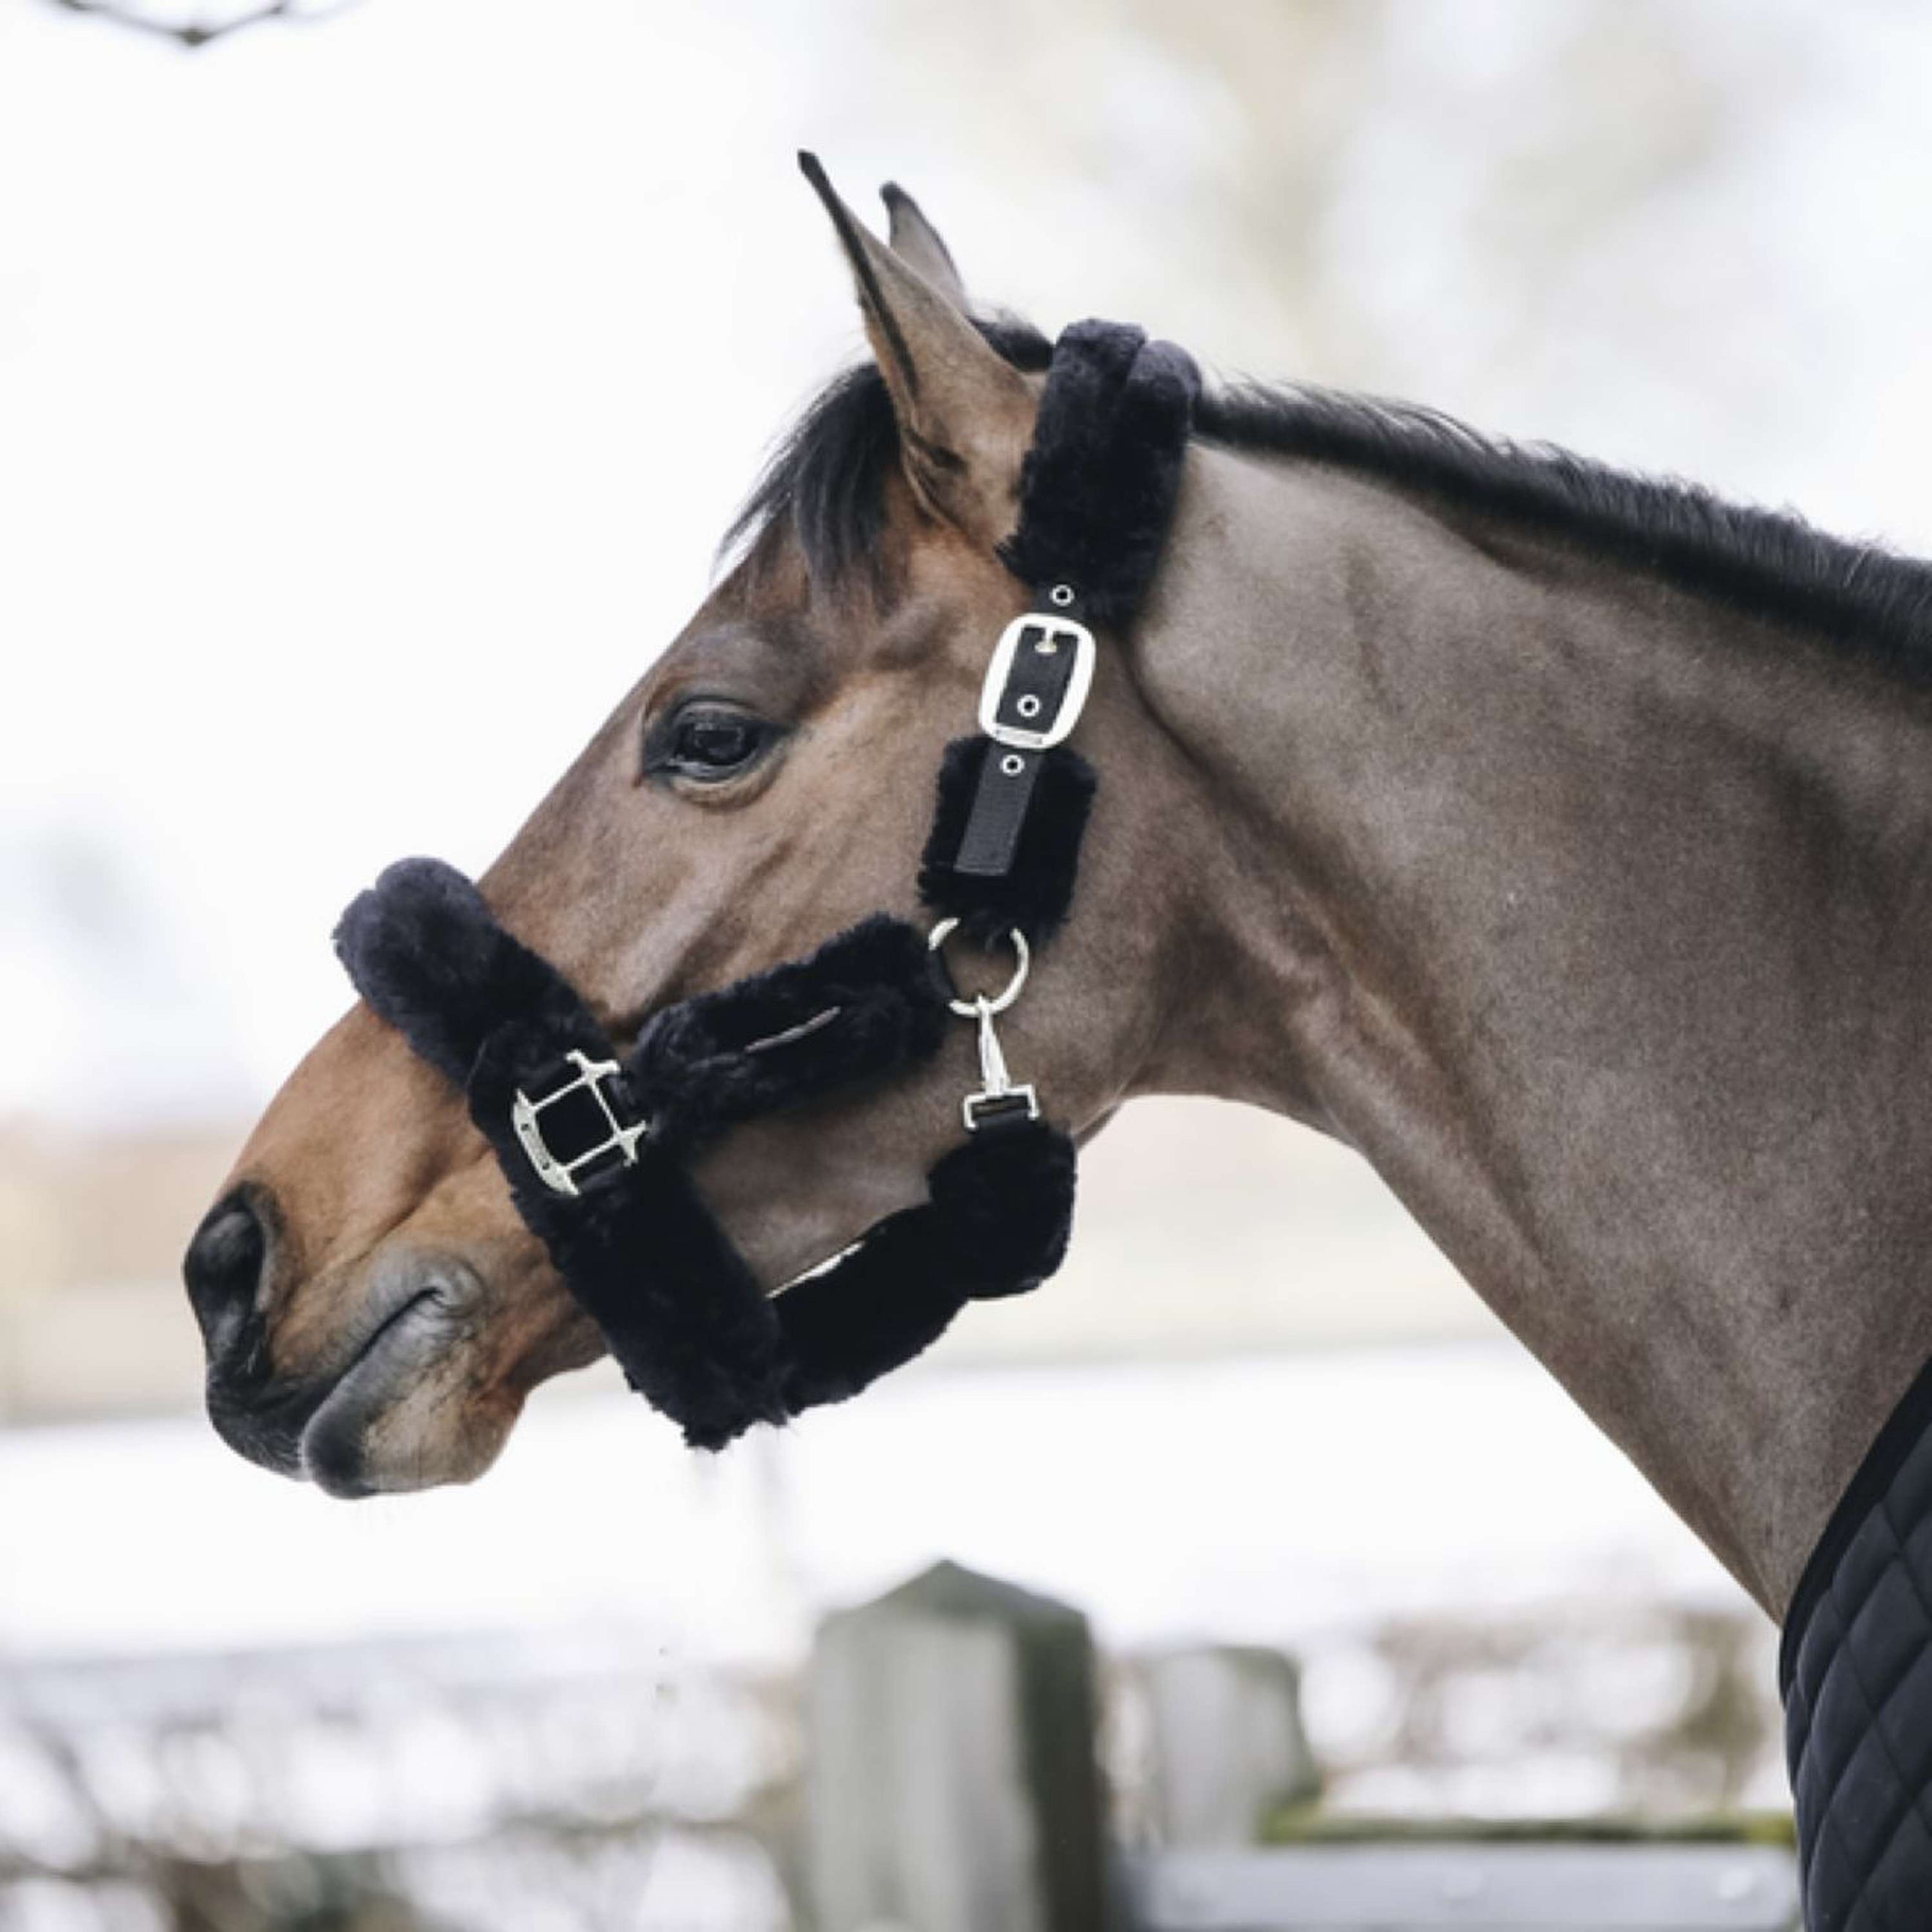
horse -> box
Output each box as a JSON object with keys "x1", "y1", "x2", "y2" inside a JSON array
[{"x1": 184, "y1": 160, "x2": 1932, "y2": 1927}]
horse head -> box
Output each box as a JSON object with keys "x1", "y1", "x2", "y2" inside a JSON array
[{"x1": 182, "y1": 162, "x2": 1232, "y2": 1496}]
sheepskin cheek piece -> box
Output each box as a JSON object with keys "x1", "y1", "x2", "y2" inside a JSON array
[{"x1": 331, "y1": 318, "x2": 1199, "y2": 1448}]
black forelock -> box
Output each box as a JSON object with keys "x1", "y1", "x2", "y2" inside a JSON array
[{"x1": 724, "y1": 316, "x2": 1050, "y2": 594}]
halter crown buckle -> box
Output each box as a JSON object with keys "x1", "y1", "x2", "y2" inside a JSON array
[
  {"x1": 511, "y1": 1049, "x2": 648, "y2": 1198},
  {"x1": 978, "y1": 613, "x2": 1096, "y2": 751}
]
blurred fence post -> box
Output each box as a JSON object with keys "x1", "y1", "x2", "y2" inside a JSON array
[
  {"x1": 804, "y1": 1560, "x2": 1107, "y2": 1932},
  {"x1": 1144, "y1": 1647, "x2": 1319, "y2": 1847}
]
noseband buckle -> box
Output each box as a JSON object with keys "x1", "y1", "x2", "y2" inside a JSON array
[
  {"x1": 978, "y1": 612, "x2": 1097, "y2": 751},
  {"x1": 512, "y1": 1049, "x2": 648, "y2": 1198}
]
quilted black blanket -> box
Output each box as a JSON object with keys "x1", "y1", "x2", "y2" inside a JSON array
[{"x1": 1783, "y1": 1359, "x2": 1932, "y2": 1931}]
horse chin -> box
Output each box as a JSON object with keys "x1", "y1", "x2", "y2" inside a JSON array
[
  {"x1": 246, "y1": 1250, "x2": 516, "y2": 1500},
  {"x1": 296, "y1": 1279, "x2": 519, "y2": 1499},
  {"x1": 301, "y1": 1377, "x2": 517, "y2": 1499}
]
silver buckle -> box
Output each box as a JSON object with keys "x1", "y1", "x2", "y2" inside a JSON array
[
  {"x1": 978, "y1": 613, "x2": 1097, "y2": 751},
  {"x1": 511, "y1": 1049, "x2": 648, "y2": 1198}
]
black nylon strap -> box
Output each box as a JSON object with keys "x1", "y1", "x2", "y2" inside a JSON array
[{"x1": 954, "y1": 744, "x2": 1045, "y2": 877}]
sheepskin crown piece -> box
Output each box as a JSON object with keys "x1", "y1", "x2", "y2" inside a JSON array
[{"x1": 334, "y1": 321, "x2": 1201, "y2": 1448}]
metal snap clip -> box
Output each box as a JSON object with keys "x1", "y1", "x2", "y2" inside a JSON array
[{"x1": 927, "y1": 922, "x2": 1038, "y2": 1131}]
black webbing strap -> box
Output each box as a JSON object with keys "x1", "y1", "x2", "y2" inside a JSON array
[{"x1": 955, "y1": 751, "x2": 1044, "y2": 877}]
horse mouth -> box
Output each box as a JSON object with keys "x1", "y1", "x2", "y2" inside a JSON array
[
  {"x1": 296, "y1": 1278, "x2": 468, "y2": 1498},
  {"x1": 205, "y1": 1262, "x2": 473, "y2": 1497}
]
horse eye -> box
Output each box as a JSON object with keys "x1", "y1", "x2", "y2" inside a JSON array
[{"x1": 647, "y1": 703, "x2": 777, "y2": 782}]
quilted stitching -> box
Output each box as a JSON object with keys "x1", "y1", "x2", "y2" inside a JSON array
[{"x1": 1786, "y1": 1411, "x2": 1932, "y2": 1931}]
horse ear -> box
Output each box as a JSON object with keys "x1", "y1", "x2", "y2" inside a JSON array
[
  {"x1": 800, "y1": 152, "x2": 1033, "y2": 546},
  {"x1": 881, "y1": 181, "x2": 968, "y2": 311}
]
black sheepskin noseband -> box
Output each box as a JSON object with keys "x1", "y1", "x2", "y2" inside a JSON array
[{"x1": 334, "y1": 320, "x2": 1199, "y2": 1448}]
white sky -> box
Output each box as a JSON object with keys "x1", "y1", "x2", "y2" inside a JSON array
[
  {"x1": 0, "y1": 0, "x2": 866, "y2": 1120},
  {"x1": 4, "y1": 0, "x2": 1932, "y2": 1125}
]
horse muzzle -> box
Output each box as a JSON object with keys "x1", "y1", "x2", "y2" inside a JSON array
[{"x1": 188, "y1": 1190, "x2": 488, "y2": 1495}]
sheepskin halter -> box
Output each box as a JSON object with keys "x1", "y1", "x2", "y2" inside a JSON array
[{"x1": 334, "y1": 321, "x2": 1200, "y2": 1448}]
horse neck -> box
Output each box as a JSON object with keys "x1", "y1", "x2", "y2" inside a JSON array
[{"x1": 1135, "y1": 441, "x2": 1932, "y2": 1617}]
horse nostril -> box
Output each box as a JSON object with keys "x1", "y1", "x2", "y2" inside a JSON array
[{"x1": 183, "y1": 1191, "x2": 269, "y2": 1354}]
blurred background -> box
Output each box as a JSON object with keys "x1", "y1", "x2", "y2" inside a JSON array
[{"x1": 6, "y1": 0, "x2": 1931, "y2": 1924}]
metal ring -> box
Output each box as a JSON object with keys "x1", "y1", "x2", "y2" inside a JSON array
[
  {"x1": 1049, "y1": 583, "x2": 1077, "y2": 608},
  {"x1": 927, "y1": 918, "x2": 1031, "y2": 1016}
]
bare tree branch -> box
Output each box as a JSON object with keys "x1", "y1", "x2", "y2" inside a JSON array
[{"x1": 42, "y1": 0, "x2": 365, "y2": 51}]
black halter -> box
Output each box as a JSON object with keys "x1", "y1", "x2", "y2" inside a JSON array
[{"x1": 334, "y1": 321, "x2": 1199, "y2": 1449}]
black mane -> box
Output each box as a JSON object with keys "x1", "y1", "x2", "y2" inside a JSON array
[
  {"x1": 1199, "y1": 383, "x2": 1932, "y2": 681},
  {"x1": 730, "y1": 321, "x2": 1932, "y2": 680}
]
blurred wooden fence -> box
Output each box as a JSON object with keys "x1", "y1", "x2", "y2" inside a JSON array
[
  {"x1": 1, "y1": 1562, "x2": 1799, "y2": 1931},
  {"x1": 803, "y1": 1562, "x2": 1800, "y2": 1932}
]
